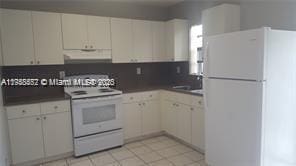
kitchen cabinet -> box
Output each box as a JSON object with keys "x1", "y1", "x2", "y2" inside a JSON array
[
  {"x1": 32, "y1": 11, "x2": 64, "y2": 65},
  {"x1": 123, "y1": 102, "x2": 142, "y2": 139},
  {"x1": 111, "y1": 18, "x2": 134, "y2": 63},
  {"x1": 161, "y1": 100, "x2": 177, "y2": 137},
  {"x1": 166, "y1": 19, "x2": 189, "y2": 62},
  {"x1": 62, "y1": 14, "x2": 111, "y2": 50},
  {"x1": 152, "y1": 21, "x2": 167, "y2": 62},
  {"x1": 142, "y1": 100, "x2": 160, "y2": 135},
  {"x1": 8, "y1": 116, "x2": 44, "y2": 165},
  {"x1": 177, "y1": 104, "x2": 192, "y2": 144},
  {"x1": 1, "y1": 9, "x2": 35, "y2": 66},
  {"x1": 191, "y1": 106, "x2": 205, "y2": 150},
  {"x1": 202, "y1": 4, "x2": 240, "y2": 37},
  {"x1": 133, "y1": 20, "x2": 153, "y2": 62},
  {"x1": 123, "y1": 91, "x2": 160, "y2": 139},
  {"x1": 6, "y1": 100, "x2": 72, "y2": 165},
  {"x1": 42, "y1": 112, "x2": 73, "y2": 157}
]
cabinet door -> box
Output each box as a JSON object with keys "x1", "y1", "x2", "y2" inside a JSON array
[
  {"x1": 8, "y1": 116, "x2": 44, "y2": 165},
  {"x1": 133, "y1": 20, "x2": 153, "y2": 62},
  {"x1": 165, "y1": 21, "x2": 174, "y2": 61},
  {"x1": 176, "y1": 104, "x2": 191, "y2": 144},
  {"x1": 32, "y1": 11, "x2": 64, "y2": 65},
  {"x1": 161, "y1": 100, "x2": 177, "y2": 136},
  {"x1": 123, "y1": 102, "x2": 141, "y2": 139},
  {"x1": 1, "y1": 9, "x2": 35, "y2": 66},
  {"x1": 111, "y1": 18, "x2": 133, "y2": 63},
  {"x1": 191, "y1": 106, "x2": 205, "y2": 150},
  {"x1": 42, "y1": 112, "x2": 73, "y2": 157},
  {"x1": 62, "y1": 14, "x2": 88, "y2": 49},
  {"x1": 152, "y1": 21, "x2": 167, "y2": 62},
  {"x1": 142, "y1": 100, "x2": 160, "y2": 135},
  {"x1": 87, "y1": 16, "x2": 111, "y2": 49},
  {"x1": 174, "y1": 19, "x2": 189, "y2": 61}
]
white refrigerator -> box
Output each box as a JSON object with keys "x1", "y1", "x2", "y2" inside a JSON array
[{"x1": 203, "y1": 27, "x2": 296, "y2": 166}]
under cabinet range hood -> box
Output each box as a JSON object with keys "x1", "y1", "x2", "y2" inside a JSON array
[{"x1": 63, "y1": 49, "x2": 112, "y2": 62}]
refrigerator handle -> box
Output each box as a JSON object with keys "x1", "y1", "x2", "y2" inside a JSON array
[
  {"x1": 203, "y1": 42, "x2": 209, "y2": 77},
  {"x1": 202, "y1": 78, "x2": 209, "y2": 111}
]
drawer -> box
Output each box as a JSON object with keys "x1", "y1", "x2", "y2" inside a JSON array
[
  {"x1": 191, "y1": 96, "x2": 204, "y2": 108},
  {"x1": 123, "y1": 93, "x2": 142, "y2": 103},
  {"x1": 141, "y1": 91, "x2": 159, "y2": 101},
  {"x1": 176, "y1": 93, "x2": 192, "y2": 105},
  {"x1": 161, "y1": 90, "x2": 178, "y2": 101},
  {"x1": 41, "y1": 100, "x2": 70, "y2": 115},
  {"x1": 6, "y1": 104, "x2": 40, "y2": 119}
]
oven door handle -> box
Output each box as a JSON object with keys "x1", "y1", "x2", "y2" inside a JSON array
[{"x1": 72, "y1": 95, "x2": 122, "y2": 104}]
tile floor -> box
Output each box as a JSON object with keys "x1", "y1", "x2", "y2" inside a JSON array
[{"x1": 41, "y1": 136, "x2": 207, "y2": 166}]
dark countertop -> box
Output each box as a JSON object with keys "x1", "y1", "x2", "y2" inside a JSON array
[
  {"x1": 3, "y1": 86, "x2": 202, "y2": 106},
  {"x1": 4, "y1": 93, "x2": 71, "y2": 106},
  {"x1": 122, "y1": 86, "x2": 203, "y2": 97}
]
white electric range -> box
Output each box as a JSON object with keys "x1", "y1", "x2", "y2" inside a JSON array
[{"x1": 64, "y1": 75, "x2": 123, "y2": 157}]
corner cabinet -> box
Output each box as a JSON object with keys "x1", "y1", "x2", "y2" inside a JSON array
[
  {"x1": 6, "y1": 100, "x2": 73, "y2": 165},
  {"x1": 166, "y1": 19, "x2": 189, "y2": 62},
  {"x1": 1, "y1": 9, "x2": 64, "y2": 66},
  {"x1": 152, "y1": 21, "x2": 168, "y2": 62}
]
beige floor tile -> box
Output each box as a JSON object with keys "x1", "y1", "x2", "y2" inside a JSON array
[
  {"x1": 88, "y1": 151, "x2": 109, "y2": 159},
  {"x1": 187, "y1": 162, "x2": 201, "y2": 166},
  {"x1": 154, "y1": 136, "x2": 170, "y2": 141},
  {"x1": 160, "y1": 139, "x2": 180, "y2": 147},
  {"x1": 197, "y1": 160, "x2": 208, "y2": 166},
  {"x1": 111, "y1": 149, "x2": 134, "y2": 160},
  {"x1": 148, "y1": 159, "x2": 174, "y2": 166},
  {"x1": 171, "y1": 144, "x2": 194, "y2": 154},
  {"x1": 167, "y1": 154, "x2": 194, "y2": 166},
  {"x1": 108, "y1": 146, "x2": 127, "y2": 154},
  {"x1": 141, "y1": 138, "x2": 161, "y2": 145},
  {"x1": 104, "y1": 162, "x2": 121, "y2": 166},
  {"x1": 70, "y1": 159, "x2": 93, "y2": 166},
  {"x1": 67, "y1": 156, "x2": 89, "y2": 165},
  {"x1": 146, "y1": 141, "x2": 171, "y2": 151},
  {"x1": 183, "y1": 151, "x2": 204, "y2": 162},
  {"x1": 119, "y1": 156, "x2": 145, "y2": 166},
  {"x1": 129, "y1": 146, "x2": 153, "y2": 155},
  {"x1": 43, "y1": 159, "x2": 67, "y2": 166},
  {"x1": 156, "y1": 146, "x2": 181, "y2": 158},
  {"x1": 125, "y1": 142, "x2": 144, "y2": 149},
  {"x1": 137, "y1": 151, "x2": 163, "y2": 163},
  {"x1": 90, "y1": 154, "x2": 116, "y2": 166}
]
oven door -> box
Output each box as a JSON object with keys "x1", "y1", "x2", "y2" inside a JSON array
[{"x1": 71, "y1": 95, "x2": 123, "y2": 138}]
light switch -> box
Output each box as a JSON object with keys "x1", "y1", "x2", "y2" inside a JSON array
[
  {"x1": 176, "y1": 66, "x2": 181, "y2": 74},
  {"x1": 59, "y1": 71, "x2": 65, "y2": 79},
  {"x1": 136, "y1": 67, "x2": 141, "y2": 75}
]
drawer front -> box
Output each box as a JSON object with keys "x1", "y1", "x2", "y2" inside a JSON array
[
  {"x1": 141, "y1": 91, "x2": 159, "y2": 101},
  {"x1": 191, "y1": 96, "x2": 204, "y2": 107},
  {"x1": 123, "y1": 93, "x2": 143, "y2": 103},
  {"x1": 161, "y1": 90, "x2": 178, "y2": 101},
  {"x1": 6, "y1": 104, "x2": 41, "y2": 120},
  {"x1": 176, "y1": 93, "x2": 192, "y2": 105},
  {"x1": 41, "y1": 100, "x2": 70, "y2": 115}
]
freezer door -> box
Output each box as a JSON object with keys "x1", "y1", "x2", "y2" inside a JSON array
[
  {"x1": 204, "y1": 28, "x2": 267, "y2": 81},
  {"x1": 204, "y1": 78, "x2": 264, "y2": 166}
]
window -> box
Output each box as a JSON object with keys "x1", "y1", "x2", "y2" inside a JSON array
[{"x1": 189, "y1": 25, "x2": 203, "y2": 75}]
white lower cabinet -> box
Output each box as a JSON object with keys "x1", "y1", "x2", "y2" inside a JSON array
[
  {"x1": 42, "y1": 112, "x2": 73, "y2": 157},
  {"x1": 123, "y1": 102, "x2": 142, "y2": 139},
  {"x1": 176, "y1": 104, "x2": 192, "y2": 144},
  {"x1": 8, "y1": 116, "x2": 44, "y2": 165},
  {"x1": 6, "y1": 100, "x2": 73, "y2": 165},
  {"x1": 142, "y1": 100, "x2": 160, "y2": 135},
  {"x1": 161, "y1": 100, "x2": 177, "y2": 136},
  {"x1": 191, "y1": 106, "x2": 205, "y2": 150}
]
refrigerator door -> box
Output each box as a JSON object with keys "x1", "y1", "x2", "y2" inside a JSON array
[
  {"x1": 204, "y1": 78, "x2": 264, "y2": 166},
  {"x1": 204, "y1": 28, "x2": 267, "y2": 81}
]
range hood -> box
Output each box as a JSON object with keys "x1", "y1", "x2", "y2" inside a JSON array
[{"x1": 63, "y1": 49, "x2": 112, "y2": 61}]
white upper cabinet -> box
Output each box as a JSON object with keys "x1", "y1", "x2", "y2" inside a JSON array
[
  {"x1": 0, "y1": 8, "x2": 3, "y2": 66},
  {"x1": 87, "y1": 16, "x2": 111, "y2": 49},
  {"x1": 111, "y1": 18, "x2": 134, "y2": 63},
  {"x1": 202, "y1": 4, "x2": 240, "y2": 37},
  {"x1": 61, "y1": 14, "x2": 88, "y2": 49},
  {"x1": 132, "y1": 20, "x2": 153, "y2": 62},
  {"x1": 1, "y1": 9, "x2": 35, "y2": 66},
  {"x1": 166, "y1": 19, "x2": 189, "y2": 62},
  {"x1": 32, "y1": 11, "x2": 64, "y2": 65},
  {"x1": 152, "y1": 21, "x2": 167, "y2": 62}
]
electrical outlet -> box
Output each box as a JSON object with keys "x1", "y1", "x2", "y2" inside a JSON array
[
  {"x1": 59, "y1": 71, "x2": 65, "y2": 79},
  {"x1": 136, "y1": 67, "x2": 141, "y2": 75},
  {"x1": 176, "y1": 66, "x2": 181, "y2": 74}
]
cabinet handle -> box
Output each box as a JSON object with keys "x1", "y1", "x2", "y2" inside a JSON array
[
  {"x1": 90, "y1": 45, "x2": 93, "y2": 49},
  {"x1": 142, "y1": 102, "x2": 145, "y2": 106},
  {"x1": 37, "y1": 61, "x2": 40, "y2": 64},
  {"x1": 85, "y1": 45, "x2": 88, "y2": 49},
  {"x1": 54, "y1": 106, "x2": 58, "y2": 109},
  {"x1": 198, "y1": 101, "x2": 202, "y2": 105},
  {"x1": 130, "y1": 97, "x2": 134, "y2": 100},
  {"x1": 190, "y1": 107, "x2": 194, "y2": 111},
  {"x1": 36, "y1": 117, "x2": 40, "y2": 120},
  {"x1": 149, "y1": 95, "x2": 152, "y2": 98},
  {"x1": 139, "y1": 103, "x2": 142, "y2": 106},
  {"x1": 43, "y1": 116, "x2": 47, "y2": 120},
  {"x1": 30, "y1": 61, "x2": 33, "y2": 64},
  {"x1": 22, "y1": 110, "x2": 26, "y2": 114}
]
